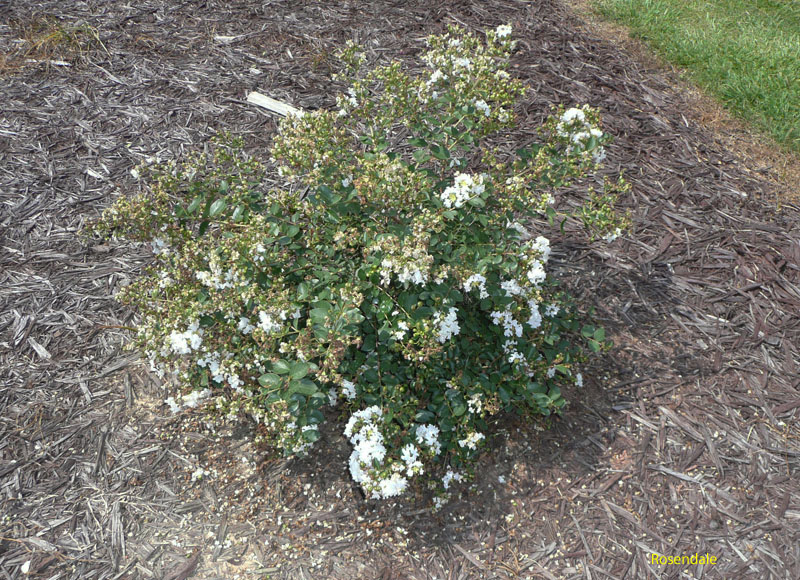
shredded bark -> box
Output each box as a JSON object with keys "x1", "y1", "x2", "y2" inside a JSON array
[{"x1": 1, "y1": 1, "x2": 798, "y2": 578}]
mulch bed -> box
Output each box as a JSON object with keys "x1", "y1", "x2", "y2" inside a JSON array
[{"x1": 1, "y1": 1, "x2": 798, "y2": 578}]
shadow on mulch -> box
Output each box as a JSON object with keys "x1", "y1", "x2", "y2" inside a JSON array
[{"x1": 2, "y1": 0, "x2": 798, "y2": 579}]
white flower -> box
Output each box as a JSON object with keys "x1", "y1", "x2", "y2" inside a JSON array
[
  {"x1": 400, "y1": 443, "x2": 424, "y2": 476},
  {"x1": 474, "y1": 99, "x2": 490, "y2": 117},
  {"x1": 575, "y1": 372, "x2": 584, "y2": 387},
  {"x1": 258, "y1": 311, "x2": 281, "y2": 334},
  {"x1": 341, "y1": 379, "x2": 357, "y2": 400},
  {"x1": 526, "y1": 260, "x2": 546, "y2": 286},
  {"x1": 508, "y1": 350, "x2": 525, "y2": 364},
  {"x1": 441, "y1": 173, "x2": 485, "y2": 209},
  {"x1": 464, "y1": 273, "x2": 489, "y2": 299},
  {"x1": 547, "y1": 367, "x2": 556, "y2": 378},
  {"x1": 442, "y1": 469, "x2": 463, "y2": 490},
  {"x1": 561, "y1": 107, "x2": 586, "y2": 124},
  {"x1": 490, "y1": 308, "x2": 523, "y2": 338},
  {"x1": 168, "y1": 320, "x2": 203, "y2": 355},
  {"x1": 427, "y1": 69, "x2": 446, "y2": 85},
  {"x1": 416, "y1": 424, "x2": 441, "y2": 455},
  {"x1": 151, "y1": 237, "x2": 169, "y2": 255},
  {"x1": 347, "y1": 87, "x2": 358, "y2": 107},
  {"x1": 501, "y1": 279, "x2": 524, "y2": 297},
  {"x1": 496, "y1": 24, "x2": 512, "y2": 38},
  {"x1": 433, "y1": 307, "x2": 460, "y2": 343},
  {"x1": 544, "y1": 304, "x2": 560, "y2": 317},
  {"x1": 183, "y1": 388, "x2": 212, "y2": 408},
  {"x1": 453, "y1": 57, "x2": 471, "y2": 69},
  {"x1": 603, "y1": 227, "x2": 622, "y2": 243},
  {"x1": 238, "y1": 317, "x2": 254, "y2": 334},
  {"x1": 378, "y1": 473, "x2": 408, "y2": 498},
  {"x1": 191, "y1": 467, "x2": 210, "y2": 482},
  {"x1": 527, "y1": 301, "x2": 542, "y2": 329},
  {"x1": 593, "y1": 147, "x2": 607, "y2": 164},
  {"x1": 506, "y1": 220, "x2": 526, "y2": 234},
  {"x1": 165, "y1": 397, "x2": 181, "y2": 413},
  {"x1": 467, "y1": 393, "x2": 483, "y2": 414},
  {"x1": 392, "y1": 320, "x2": 410, "y2": 340},
  {"x1": 532, "y1": 236, "x2": 551, "y2": 262}
]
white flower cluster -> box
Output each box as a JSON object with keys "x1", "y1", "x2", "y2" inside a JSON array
[
  {"x1": 341, "y1": 379, "x2": 357, "y2": 400},
  {"x1": 194, "y1": 254, "x2": 247, "y2": 292},
  {"x1": 392, "y1": 320, "x2": 410, "y2": 340},
  {"x1": 603, "y1": 227, "x2": 622, "y2": 243},
  {"x1": 557, "y1": 106, "x2": 607, "y2": 164},
  {"x1": 464, "y1": 273, "x2": 489, "y2": 299},
  {"x1": 467, "y1": 393, "x2": 483, "y2": 414},
  {"x1": 544, "y1": 304, "x2": 560, "y2": 317},
  {"x1": 495, "y1": 24, "x2": 512, "y2": 38},
  {"x1": 380, "y1": 256, "x2": 429, "y2": 286},
  {"x1": 151, "y1": 237, "x2": 170, "y2": 255},
  {"x1": 165, "y1": 388, "x2": 212, "y2": 414},
  {"x1": 503, "y1": 339, "x2": 525, "y2": 364},
  {"x1": 487, "y1": 236, "x2": 554, "y2": 364},
  {"x1": 433, "y1": 307, "x2": 460, "y2": 343},
  {"x1": 491, "y1": 308, "x2": 523, "y2": 338},
  {"x1": 415, "y1": 424, "x2": 442, "y2": 455},
  {"x1": 400, "y1": 443, "x2": 424, "y2": 477},
  {"x1": 258, "y1": 311, "x2": 282, "y2": 334},
  {"x1": 501, "y1": 279, "x2": 524, "y2": 297},
  {"x1": 238, "y1": 317, "x2": 254, "y2": 334},
  {"x1": 196, "y1": 351, "x2": 246, "y2": 393},
  {"x1": 474, "y1": 99, "x2": 490, "y2": 117},
  {"x1": 441, "y1": 173, "x2": 485, "y2": 209},
  {"x1": 168, "y1": 320, "x2": 203, "y2": 355},
  {"x1": 527, "y1": 301, "x2": 542, "y2": 329},
  {"x1": 458, "y1": 431, "x2": 486, "y2": 450},
  {"x1": 345, "y1": 407, "x2": 413, "y2": 499}
]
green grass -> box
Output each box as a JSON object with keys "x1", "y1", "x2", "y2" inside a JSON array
[{"x1": 593, "y1": 0, "x2": 800, "y2": 152}]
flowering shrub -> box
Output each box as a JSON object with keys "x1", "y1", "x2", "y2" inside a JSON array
[{"x1": 91, "y1": 25, "x2": 627, "y2": 502}]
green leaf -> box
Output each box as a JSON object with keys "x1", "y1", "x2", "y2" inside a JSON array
[
  {"x1": 413, "y1": 149, "x2": 431, "y2": 164},
  {"x1": 209, "y1": 198, "x2": 227, "y2": 217},
  {"x1": 301, "y1": 428, "x2": 321, "y2": 443},
  {"x1": 430, "y1": 143, "x2": 450, "y2": 160},
  {"x1": 309, "y1": 308, "x2": 329, "y2": 325},
  {"x1": 307, "y1": 409, "x2": 325, "y2": 425},
  {"x1": 297, "y1": 281, "x2": 310, "y2": 300},
  {"x1": 289, "y1": 378, "x2": 317, "y2": 396},
  {"x1": 272, "y1": 360, "x2": 291, "y2": 375},
  {"x1": 343, "y1": 308, "x2": 365, "y2": 324},
  {"x1": 452, "y1": 403, "x2": 467, "y2": 417},
  {"x1": 415, "y1": 410, "x2": 435, "y2": 423},
  {"x1": 290, "y1": 361, "x2": 310, "y2": 379},
  {"x1": 258, "y1": 373, "x2": 282, "y2": 387},
  {"x1": 187, "y1": 196, "x2": 203, "y2": 214}
]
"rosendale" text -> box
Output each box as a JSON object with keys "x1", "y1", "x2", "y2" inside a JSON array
[{"x1": 651, "y1": 553, "x2": 717, "y2": 566}]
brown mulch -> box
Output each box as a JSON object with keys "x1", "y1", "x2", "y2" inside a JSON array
[{"x1": 1, "y1": 1, "x2": 798, "y2": 579}]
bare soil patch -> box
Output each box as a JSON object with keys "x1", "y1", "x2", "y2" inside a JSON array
[{"x1": 2, "y1": 1, "x2": 798, "y2": 579}]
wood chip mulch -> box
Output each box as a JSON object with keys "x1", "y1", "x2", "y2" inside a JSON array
[{"x1": 1, "y1": 1, "x2": 798, "y2": 579}]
